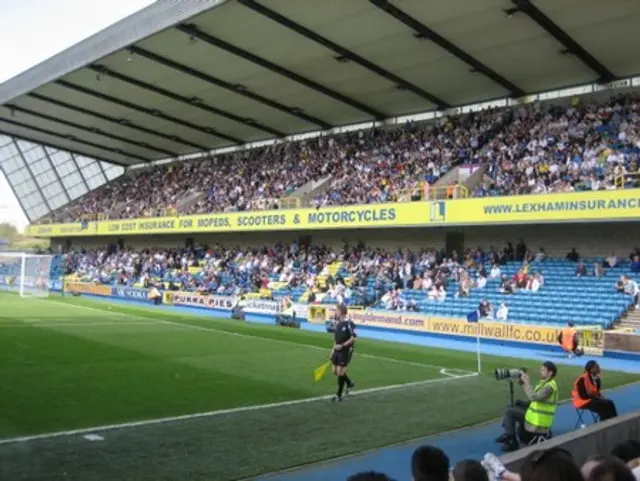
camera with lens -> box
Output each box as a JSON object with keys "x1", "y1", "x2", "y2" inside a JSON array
[{"x1": 494, "y1": 367, "x2": 527, "y2": 382}]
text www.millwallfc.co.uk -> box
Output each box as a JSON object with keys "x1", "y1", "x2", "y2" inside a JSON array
[
  {"x1": 430, "y1": 320, "x2": 557, "y2": 343},
  {"x1": 353, "y1": 314, "x2": 557, "y2": 343}
]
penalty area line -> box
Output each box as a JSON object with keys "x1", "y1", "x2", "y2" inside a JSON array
[
  {"x1": 0, "y1": 372, "x2": 478, "y2": 446},
  {"x1": 49, "y1": 299, "x2": 478, "y2": 377}
]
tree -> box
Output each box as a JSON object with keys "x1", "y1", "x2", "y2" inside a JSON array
[{"x1": 0, "y1": 222, "x2": 18, "y2": 244}]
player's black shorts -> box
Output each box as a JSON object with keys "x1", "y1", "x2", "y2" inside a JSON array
[{"x1": 331, "y1": 348, "x2": 353, "y2": 367}]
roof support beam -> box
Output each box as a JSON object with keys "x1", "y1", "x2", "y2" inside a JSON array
[
  {"x1": 369, "y1": 0, "x2": 525, "y2": 97},
  {"x1": 11, "y1": 138, "x2": 54, "y2": 212},
  {"x1": 68, "y1": 151, "x2": 92, "y2": 193},
  {"x1": 0, "y1": 163, "x2": 32, "y2": 223},
  {"x1": 176, "y1": 23, "x2": 387, "y2": 119},
  {"x1": 28, "y1": 92, "x2": 209, "y2": 151},
  {"x1": 55, "y1": 80, "x2": 237, "y2": 146},
  {"x1": 89, "y1": 65, "x2": 271, "y2": 141},
  {"x1": 239, "y1": 0, "x2": 450, "y2": 109},
  {"x1": 0, "y1": 119, "x2": 146, "y2": 165},
  {"x1": 95, "y1": 158, "x2": 109, "y2": 180},
  {"x1": 510, "y1": 0, "x2": 615, "y2": 82},
  {"x1": 5, "y1": 104, "x2": 177, "y2": 158},
  {"x1": 129, "y1": 46, "x2": 332, "y2": 130},
  {"x1": 40, "y1": 144, "x2": 72, "y2": 204}
]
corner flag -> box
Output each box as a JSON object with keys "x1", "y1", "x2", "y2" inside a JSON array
[{"x1": 312, "y1": 362, "x2": 331, "y2": 382}]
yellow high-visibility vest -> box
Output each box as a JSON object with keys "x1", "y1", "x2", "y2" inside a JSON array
[{"x1": 524, "y1": 379, "x2": 558, "y2": 430}]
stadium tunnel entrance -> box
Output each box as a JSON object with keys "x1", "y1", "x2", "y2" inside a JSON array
[{"x1": 54, "y1": 221, "x2": 640, "y2": 260}]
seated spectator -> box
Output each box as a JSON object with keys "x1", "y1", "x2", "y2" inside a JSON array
[
  {"x1": 587, "y1": 457, "x2": 636, "y2": 481},
  {"x1": 347, "y1": 472, "x2": 396, "y2": 481},
  {"x1": 594, "y1": 262, "x2": 605, "y2": 278},
  {"x1": 524, "y1": 273, "x2": 542, "y2": 293},
  {"x1": 623, "y1": 276, "x2": 640, "y2": 307},
  {"x1": 453, "y1": 460, "x2": 489, "y2": 481},
  {"x1": 534, "y1": 248, "x2": 547, "y2": 262},
  {"x1": 571, "y1": 360, "x2": 618, "y2": 421},
  {"x1": 631, "y1": 255, "x2": 640, "y2": 274},
  {"x1": 605, "y1": 253, "x2": 618, "y2": 269},
  {"x1": 411, "y1": 445, "x2": 450, "y2": 481},
  {"x1": 457, "y1": 276, "x2": 471, "y2": 297},
  {"x1": 610, "y1": 440, "x2": 640, "y2": 466},
  {"x1": 513, "y1": 269, "x2": 528, "y2": 289},
  {"x1": 483, "y1": 447, "x2": 583, "y2": 481},
  {"x1": 499, "y1": 275, "x2": 515, "y2": 294},
  {"x1": 496, "y1": 303, "x2": 509, "y2": 321},
  {"x1": 567, "y1": 248, "x2": 581, "y2": 262},
  {"x1": 476, "y1": 273, "x2": 487, "y2": 289},
  {"x1": 489, "y1": 264, "x2": 501, "y2": 279},
  {"x1": 575, "y1": 262, "x2": 588, "y2": 276}
]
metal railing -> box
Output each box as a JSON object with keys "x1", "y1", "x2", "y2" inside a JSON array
[
  {"x1": 394, "y1": 183, "x2": 469, "y2": 202},
  {"x1": 279, "y1": 197, "x2": 301, "y2": 209},
  {"x1": 616, "y1": 173, "x2": 640, "y2": 188}
]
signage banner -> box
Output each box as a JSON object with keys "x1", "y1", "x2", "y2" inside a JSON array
[
  {"x1": 112, "y1": 286, "x2": 150, "y2": 301},
  {"x1": 172, "y1": 292, "x2": 234, "y2": 310},
  {"x1": 26, "y1": 190, "x2": 640, "y2": 238},
  {"x1": 163, "y1": 291, "x2": 176, "y2": 305},
  {"x1": 65, "y1": 281, "x2": 112, "y2": 297},
  {"x1": 308, "y1": 305, "x2": 328, "y2": 324},
  {"x1": 438, "y1": 190, "x2": 640, "y2": 225},
  {"x1": 291, "y1": 303, "x2": 309, "y2": 320},
  {"x1": 26, "y1": 202, "x2": 425, "y2": 237},
  {"x1": 244, "y1": 299, "x2": 280, "y2": 315},
  {"x1": 348, "y1": 310, "x2": 562, "y2": 345}
]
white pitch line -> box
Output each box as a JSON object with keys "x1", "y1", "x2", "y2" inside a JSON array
[
  {"x1": 0, "y1": 371, "x2": 479, "y2": 445},
  {"x1": 49, "y1": 299, "x2": 478, "y2": 376},
  {"x1": 0, "y1": 321, "x2": 154, "y2": 328}
]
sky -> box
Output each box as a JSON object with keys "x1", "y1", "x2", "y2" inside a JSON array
[{"x1": 0, "y1": 0, "x2": 154, "y2": 231}]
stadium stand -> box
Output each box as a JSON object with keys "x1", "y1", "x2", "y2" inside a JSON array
[
  {"x1": 48, "y1": 242, "x2": 640, "y2": 329},
  {"x1": 33, "y1": 95, "x2": 640, "y2": 224}
]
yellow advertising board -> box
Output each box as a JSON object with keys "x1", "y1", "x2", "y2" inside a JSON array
[
  {"x1": 26, "y1": 189, "x2": 640, "y2": 237},
  {"x1": 345, "y1": 309, "x2": 563, "y2": 346},
  {"x1": 26, "y1": 202, "x2": 426, "y2": 237},
  {"x1": 436, "y1": 189, "x2": 640, "y2": 225}
]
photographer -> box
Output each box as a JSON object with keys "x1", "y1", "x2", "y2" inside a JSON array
[
  {"x1": 231, "y1": 295, "x2": 247, "y2": 320},
  {"x1": 275, "y1": 296, "x2": 297, "y2": 327},
  {"x1": 496, "y1": 361, "x2": 559, "y2": 452},
  {"x1": 558, "y1": 322, "x2": 582, "y2": 358}
]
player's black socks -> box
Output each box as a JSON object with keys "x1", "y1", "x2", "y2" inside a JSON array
[
  {"x1": 344, "y1": 374, "x2": 353, "y2": 387},
  {"x1": 337, "y1": 375, "x2": 347, "y2": 398}
]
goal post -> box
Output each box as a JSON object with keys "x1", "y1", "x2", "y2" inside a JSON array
[{"x1": 0, "y1": 252, "x2": 53, "y2": 298}]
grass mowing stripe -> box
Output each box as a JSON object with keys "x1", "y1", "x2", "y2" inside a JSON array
[
  {"x1": 50, "y1": 298, "x2": 474, "y2": 375},
  {"x1": 0, "y1": 322, "x2": 155, "y2": 328},
  {"x1": 0, "y1": 371, "x2": 478, "y2": 445}
]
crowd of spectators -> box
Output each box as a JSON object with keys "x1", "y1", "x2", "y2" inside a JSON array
[
  {"x1": 40, "y1": 95, "x2": 640, "y2": 224},
  {"x1": 62, "y1": 240, "x2": 531, "y2": 303},
  {"x1": 60, "y1": 239, "x2": 640, "y2": 313},
  {"x1": 343, "y1": 440, "x2": 640, "y2": 481},
  {"x1": 474, "y1": 97, "x2": 640, "y2": 197}
]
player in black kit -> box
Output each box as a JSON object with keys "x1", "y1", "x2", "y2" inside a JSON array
[{"x1": 330, "y1": 305, "x2": 357, "y2": 402}]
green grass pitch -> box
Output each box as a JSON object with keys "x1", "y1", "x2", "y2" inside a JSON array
[{"x1": 0, "y1": 292, "x2": 637, "y2": 481}]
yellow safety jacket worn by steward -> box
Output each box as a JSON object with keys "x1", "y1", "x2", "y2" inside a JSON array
[{"x1": 524, "y1": 379, "x2": 558, "y2": 431}]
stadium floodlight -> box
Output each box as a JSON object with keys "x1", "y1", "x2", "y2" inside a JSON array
[{"x1": 0, "y1": 252, "x2": 53, "y2": 298}]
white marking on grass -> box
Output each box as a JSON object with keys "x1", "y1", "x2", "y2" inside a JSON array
[
  {"x1": 0, "y1": 371, "x2": 478, "y2": 445},
  {"x1": 0, "y1": 322, "x2": 153, "y2": 328},
  {"x1": 82, "y1": 434, "x2": 104, "y2": 442},
  {"x1": 50, "y1": 300, "x2": 477, "y2": 376}
]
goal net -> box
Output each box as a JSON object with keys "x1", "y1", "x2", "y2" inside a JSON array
[{"x1": 0, "y1": 252, "x2": 53, "y2": 298}]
